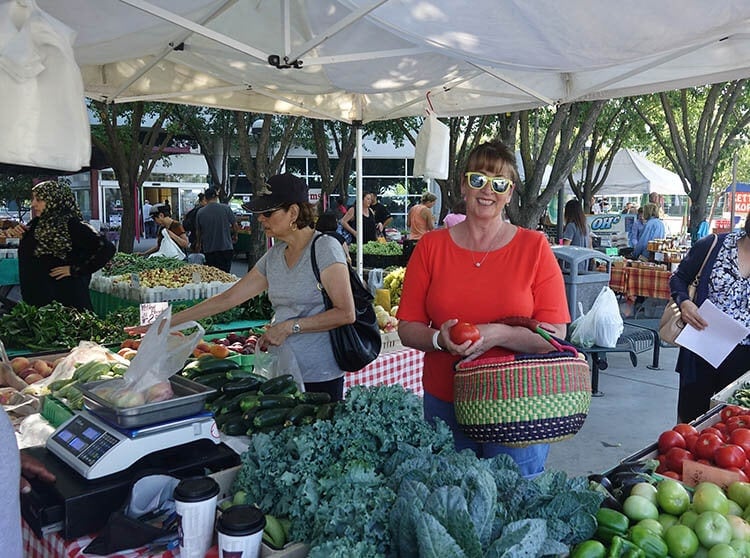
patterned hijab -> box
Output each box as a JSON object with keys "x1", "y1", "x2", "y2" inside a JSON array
[{"x1": 32, "y1": 180, "x2": 83, "y2": 259}]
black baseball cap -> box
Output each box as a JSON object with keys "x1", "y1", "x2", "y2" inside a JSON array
[{"x1": 242, "y1": 173, "x2": 309, "y2": 213}]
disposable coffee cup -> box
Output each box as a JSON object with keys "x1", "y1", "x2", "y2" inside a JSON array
[
  {"x1": 174, "y1": 476, "x2": 220, "y2": 558},
  {"x1": 217, "y1": 505, "x2": 266, "y2": 558}
]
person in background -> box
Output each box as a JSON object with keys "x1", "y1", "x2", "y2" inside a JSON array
[
  {"x1": 632, "y1": 203, "x2": 666, "y2": 260},
  {"x1": 128, "y1": 173, "x2": 355, "y2": 402},
  {"x1": 622, "y1": 202, "x2": 634, "y2": 214},
  {"x1": 14, "y1": 180, "x2": 116, "y2": 311},
  {"x1": 600, "y1": 198, "x2": 611, "y2": 213},
  {"x1": 182, "y1": 193, "x2": 207, "y2": 253},
  {"x1": 397, "y1": 140, "x2": 570, "y2": 477},
  {"x1": 142, "y1": 198, "x2": 155, "y2": 238},
  {"x1": 2, "y1": 408, "x2": 56, "y2": 558},
  {"x1": 669, "y1": 213, "x2": 750, "y2": 422},
  {"x1": 591, "y1": 197, "x2": 602, "y2": 214},
  {"x1": 316, "y1": 210, "x2": 351, "y2": 264},
  {"x1": 139, "y1": 204, "x2": 189, "y2": 257},
  {"x1": 629, "y1": 206, "x2": 644, "y2": 248},
  {"x1": 562, "y1": 199, "x2": 591, "y2": 247},
  {"x1": 369, "y1": 192, "x2": 392, "y2": 235},
  {"x1": 442, "y1": 199, "x2": 467, "y2": 228},
  {"x1": 407, "y1": 191, "x2": 437, "y2": 240},
  {"x1": 339, "y1": 192, "x2": 378, "y2": 243},
  {"x1": 162, "y1": 199, "x2": 171, "y2": 216},
  {"x1": 196, "y1": 187, "x2": 239, "y2": 272}
]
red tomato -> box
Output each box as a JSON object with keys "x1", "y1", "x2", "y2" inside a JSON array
[
  {"x1": 661, "y1": 470, "x2": 682, "y2": 480},
  {"x1": 694, "y1": 432, "x2": 724, "y2": 461},
  {"x1": 728, "y1": 467, "x2": 750, "y2": 482},
  {"x1": 658, "y1": 430, "x2": 687, "y2": 453},
  {"x1": 729, "y1": 428, "x2": 750, "y2": 455},
  {"x1": 697, "y1": 458, "x2": 713, "y2": 466},
  {"x1": 449, "y1": 322, "x2": 481, "y2": 345},
  {"x1": 714, "y1": 444, "x2": 746, "y2": 469},
  {"x1": 701, "y1": 427, "x2": 726, "y2": 442},
  {"x1": 721, "y1": 405, "x2": 745, "y2": 423},
  {"x1": 673, "y1": 423, "x2": 699, "y2": 439},
  {"x1": 684, "y1": 433, "x2": 699, "y2": 453},
  {"x1": 713, "y1": 422, "x2": 729, "y2": 438},
  {"x1": 664, "y1": 447, "x2": 694, "y2": 473},
  {"x1": 726, "y1": 415, "x2": 750, "y2": 433}
]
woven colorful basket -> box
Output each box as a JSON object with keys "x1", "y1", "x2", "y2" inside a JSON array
[{"x1": 454, "y1": 341, "x2": 591, "y2": 447}]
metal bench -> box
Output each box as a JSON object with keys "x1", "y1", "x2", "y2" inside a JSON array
[{"x1": 572, "y1": 320, "x2": 661, "y2": 397}]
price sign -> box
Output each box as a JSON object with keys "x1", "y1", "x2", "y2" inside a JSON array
[
  {"x1": 131, "y1": 273, "x2": 140, "y2": 289},
  {"x1": 139, "y1": 302, "x2": 169, "y2": 326},
  {"x1": 681, "y1": 460, "x2": 741, "y2": 490},
  {"x1": 192, "y1": 271, "x2": 201, "y2": 284}
]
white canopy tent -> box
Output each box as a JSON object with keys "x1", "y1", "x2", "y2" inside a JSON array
[
  {"x1": 570, "y1": 148, "x2": 688, "y2": 198},
  {"x1": 6, "y1": 0, "x2": 750, "y2": 270}
]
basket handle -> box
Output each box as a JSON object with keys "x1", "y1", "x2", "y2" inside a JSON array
[{"x1": 496, "y1": 316, "x2": 577, "y2": 356}]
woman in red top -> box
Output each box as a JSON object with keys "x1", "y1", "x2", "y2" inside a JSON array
[{"x1": 397, "y1": 140, "x2": 570, "y2": 477}]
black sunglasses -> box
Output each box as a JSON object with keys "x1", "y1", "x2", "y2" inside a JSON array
[{"x1": 260, "y1": 207, "x2": 282, "y2": 219}]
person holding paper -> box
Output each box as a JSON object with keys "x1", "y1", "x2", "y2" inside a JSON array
[{"x1": 669, "y1": 215, "x2": 750, "y2": 422}]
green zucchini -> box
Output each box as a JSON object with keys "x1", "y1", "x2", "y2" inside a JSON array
[
  {"x1": 225, "y1": 370, "x2": 266, "y2": 382},
  {"x1": 253, "y1": 408, "x2": 290, "y2": 427},
  {"x1": 214, "y1": 410, "x2": 243, "y2": 428},
  {"x1": 259, "y1": 374, "x2": 297, "y2": 395},
  {"x1": 209, "y1": 393, "x2": 230, "y2": 414},
  {"x1": 193, "y1": 372, "x2": 232, "y2": 390},
  {"x1": 258, "y1": 394, "x2": 297, "y2": 409},
  {"x1": 315, "y1": 403, "x2": 335, "y2": 421},
  {"x1": 286, "y1": 404, "x2": 316, "y2": 425},
  {"x1": 220, "y1": 391, "x2": 259, "y2": 415},
  {"x1": 298, "y1": 391, "x2": 331, "y2": 404},
  {"x1": 239, "y1": 394, "x2": 261, "y2": 412},
  {"x1": 222, "y1": 377, "x2": 262, "y2": 395},
  {"x1": 183, "y1": 357, "x2": 240, "y2": 378},
  {"x1": 221, "y1": 416, "x2": 250, "y2": 436}
]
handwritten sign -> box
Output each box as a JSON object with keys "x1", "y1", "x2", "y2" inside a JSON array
[
  {"x1": 682, "y1": 460, "x2": 742, "y2": 490},
  {"x1": 139, "y1": 302, "x2": 169, "y2": 326}
]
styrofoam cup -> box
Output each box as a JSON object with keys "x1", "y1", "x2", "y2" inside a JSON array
[{"x1": 173, "y1": 476, "x2": 220, "y2": 558}]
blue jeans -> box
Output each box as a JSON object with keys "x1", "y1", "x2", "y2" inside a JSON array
[{"x1": 423, "y1": 393, "x2": 549, "y2": 478}]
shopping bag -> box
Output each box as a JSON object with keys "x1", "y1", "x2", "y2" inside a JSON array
[
  {"x1": 149, "y1": 228, "x2": 186, "y2": 260},
  {"x1": 413, "y1": 113, "x2": 449, "y2": 179},
  {"x1": 91, "y1": 307, "x2": 204, "y2": 407},
  {"x1": 570, "y1": 287, "x2": 623, "y2": 348}
]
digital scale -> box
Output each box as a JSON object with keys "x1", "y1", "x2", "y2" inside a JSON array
[
  {"x1": 21, "y1": 408, "x2": 241, "y2": 539},
  {"x1": 46, "y1": 409, "x2": 220, "y2": 479}
]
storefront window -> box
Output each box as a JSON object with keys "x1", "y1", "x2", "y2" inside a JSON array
[{"x1": 103, "y1": 188, "x2": 122, "y2": 229}]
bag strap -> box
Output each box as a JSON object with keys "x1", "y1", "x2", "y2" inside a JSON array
[{"x1": 689, "y1": 234, "x2": 719, "y2": 299}]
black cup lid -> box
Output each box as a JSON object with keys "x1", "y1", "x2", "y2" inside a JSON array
[
  {"x1": 217, "y1": 505, "x2": 266, "y2": 536},
  {"x1": 174, "y1": 476, "x2": 220, "y2": 503}
]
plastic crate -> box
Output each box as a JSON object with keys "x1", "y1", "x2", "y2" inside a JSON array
[{"x1": 41, "y1": 396, "x2": 74, "y2": 427}]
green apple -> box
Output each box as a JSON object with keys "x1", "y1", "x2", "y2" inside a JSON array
[
  {"x1": 623, "y1": 494, "x2": 660, "y2": 521},
  {"x1": 727, "y1": 499, "x2": 744, "y2": 517},
  {"x1": 657, "y1": 478, "x2": 692, "y2": 515},
  {"x1": 707, "y1": 543, "x2": 738, "y2": 558},
  {"x1": 664, "y1": 524, "x2": 700, "y2": 558},
  {"x1": 631, "y1": 481, "x2": 659, "y2": 505},
  {"x1": 637, "y1": 518, "x2": 664, "y2": 536},
  {"x1": 693, "y1": 482, "x2": 731, "y2": 515},
  {"x1": 728, "y1": 481, "x2": 750, "y2": 509},
  {"x1": 727, "y1": 514, "x2": 750, "y2": 542},
  {"x1": 682, "y1": 509, "x2": 700, "y2": 529},
  {"x1": 694, "y1": 511, "x2": 733, "y2": 548}
]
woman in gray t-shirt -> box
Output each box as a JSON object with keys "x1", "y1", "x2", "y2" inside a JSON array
[
  {"x1": 137, "y1": 174, "x2": 355, "y2": 401},
  {"x1": 562, "y1": 199, "x2": 591, "y2": 248}
]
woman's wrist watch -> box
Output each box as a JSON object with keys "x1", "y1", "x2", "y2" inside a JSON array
[{"x1": 292, "y1": 320, "x2": 302, "y2": 334}]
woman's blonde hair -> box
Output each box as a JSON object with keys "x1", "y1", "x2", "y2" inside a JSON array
[{"x1": 642, "y1": 203, "x2": 660, "y2": 220}]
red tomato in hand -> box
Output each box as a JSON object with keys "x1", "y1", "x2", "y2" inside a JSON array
[
  {"x1": 449, "y1": 322, "x2": 481, "y2": 345},
  {"x1": 694, "y1": 432, "x2": 724, "y2": 461},
  {"x1": 714, "y1": 444, "x2": 746, "y2": 469},
  {"x1": 658, "y1": 430, "x2": 686, "y2": 453}
]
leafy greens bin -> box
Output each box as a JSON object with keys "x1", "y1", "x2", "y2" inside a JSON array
[{"x1": 229, "y1": 385, "x2": 603, "y2": 557}]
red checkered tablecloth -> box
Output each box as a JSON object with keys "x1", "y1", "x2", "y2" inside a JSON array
[
  {"x1": 608, "y1": 266, "x2": 671, "y2": 300},
  {"x1": 345, "y1": 347, "x2": 424, "y2": 396},
  {"x1": 22, "y1": 520, "x2": 177, "y2": 558}
]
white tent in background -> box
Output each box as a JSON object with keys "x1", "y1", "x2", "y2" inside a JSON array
[{"x1": 570, "y1": 149, "x2": 687, "y2": 197}]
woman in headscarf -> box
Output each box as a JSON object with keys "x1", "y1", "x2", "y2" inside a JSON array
[{"x1": 15, "y1": 180, "x2": 116, "y2": 310}]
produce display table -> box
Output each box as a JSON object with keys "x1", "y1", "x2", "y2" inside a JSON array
[
  {"x1": 22, "y1": 520, "x2": 177, "y2": 558},
  {"x1": 345, "y1": 346, "x2": 423, "y2": 396},
  {"x1": 608, "y1": 265, "x2": 672, "y2": 300}
]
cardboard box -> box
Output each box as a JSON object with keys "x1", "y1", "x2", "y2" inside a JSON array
[{"x1": 710, "y1": 369, "x2": 750, "y2": 408}]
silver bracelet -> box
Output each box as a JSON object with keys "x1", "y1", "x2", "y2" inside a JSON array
[{"x1": 432, "y1": 330, "x2": 444, "y2": 351}]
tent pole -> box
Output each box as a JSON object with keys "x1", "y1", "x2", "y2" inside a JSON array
[
  {"x1": 355, "y1": 123, "x2": 364, "y2": 279},
  {"x1": 730, "y1": 152, "x2": 738, "y2": 231}
]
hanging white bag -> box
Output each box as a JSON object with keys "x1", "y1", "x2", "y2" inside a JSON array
[
  {"x1": 413, "y1": 112, "x2": 449, "y2": 180},
  {"x1": 149, "y1": 228, "x2": 186, "y2": 260}
]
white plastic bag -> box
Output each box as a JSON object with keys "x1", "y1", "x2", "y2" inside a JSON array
[
  {"x1": 570, "y1": 287, "x2": 623, "y2": 348},
  {"x1": 92, "y1": 307, "x2": 204, "y2": 407},
  {"x1": 367, "y1": 268, "x2": 384, "y2": 296},
  {"x1": 149, "y1": 228, "x2": 185, "y2": 260},
  {"x1": 413, "y1": 112, "x2": 449, "y2": 179},
  {"x1": 253, "y1": 343, "x2": 304, "y2": 392}
]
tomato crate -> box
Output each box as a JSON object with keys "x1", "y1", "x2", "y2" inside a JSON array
[{"x1": 711, "y1": 369, "x2": 750, "y2": 408}]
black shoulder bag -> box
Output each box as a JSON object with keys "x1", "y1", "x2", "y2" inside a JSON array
[{"x1": 310, "y1": 233, "x2": 381, "y2": 371}]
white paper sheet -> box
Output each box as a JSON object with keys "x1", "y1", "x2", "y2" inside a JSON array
[{"x1": 675, "y1": 299, "x2": 750, "y2": 367}]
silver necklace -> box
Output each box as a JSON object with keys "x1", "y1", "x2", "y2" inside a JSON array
[{"x1": 470, "y1": 226, "x2": 503, "y2": 268}]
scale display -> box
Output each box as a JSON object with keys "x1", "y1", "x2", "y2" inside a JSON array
[{"x1": 47, "y1": 410, "x2": 219, "y2": 480}]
